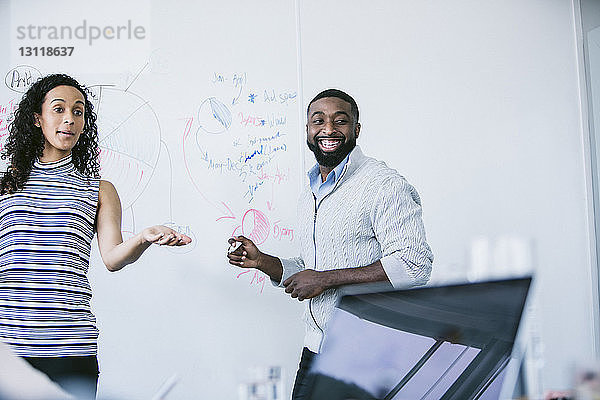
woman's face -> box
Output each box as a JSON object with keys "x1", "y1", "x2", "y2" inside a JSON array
[{"x1": 34, "y1": 85, "x2": 85, "y2": 162}]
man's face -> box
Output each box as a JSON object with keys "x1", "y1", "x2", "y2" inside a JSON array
[{"x1": 306, "y1": 97, "x2": 361, "y2": 168}]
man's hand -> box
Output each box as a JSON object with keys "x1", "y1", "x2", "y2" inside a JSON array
[
  {"x1": 283, "y1": 270, "x2": 329, "y2": 301},
  {"x1": 227, "y1": 236, "x2": 261, "y2": 269}
]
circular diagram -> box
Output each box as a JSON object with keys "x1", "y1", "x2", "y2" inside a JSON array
[
  {"x1": 92, "y1": 87, "x2": 161, "y2": 210},
  {"x1": 197, "y1": 97, "x2": 232, "y2": 134},
  {"x1": 241, "y1": 209, "x2": 270, "y2": 245},
  {"x1": 4, "y1": 65, "x2": 42, "y2": 93}
]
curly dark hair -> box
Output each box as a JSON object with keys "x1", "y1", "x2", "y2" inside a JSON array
[{"x1": 0, "y1": 74, "x2": 100, "y2": 194}]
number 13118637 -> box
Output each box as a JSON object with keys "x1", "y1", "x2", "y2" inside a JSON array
[{"x1": 19, "y1": 47, "x2": 74, "y2": 56}]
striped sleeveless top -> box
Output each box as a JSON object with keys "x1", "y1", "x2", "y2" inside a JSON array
[{"x1": 0, "y1": 154, "x2": 100, "y2": 357}]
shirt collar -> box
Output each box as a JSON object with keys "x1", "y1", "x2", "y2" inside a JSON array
[
  {"x1": 307, "y1": 152, "x2": 351, "y2": 188},
  {"x1": 33, "y1": 153, "x2": 75, "y2": 175}
]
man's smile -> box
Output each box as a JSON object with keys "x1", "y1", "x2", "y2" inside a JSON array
[{"x1": 317, "y1": 137, "x2": 343, "y2": 152}]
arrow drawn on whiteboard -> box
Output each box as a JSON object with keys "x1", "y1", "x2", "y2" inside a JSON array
[
  {"x1": 231, "y1": 72, "x2": 246, "y2": 105},
  {"x1": 232, "y1": 82, "x2": 243, "y2": 106},
  {"x1": 125, "y1": 61, "x2": 149, "y2": 92},
  {"x1": 216, "y1": 202, "x2": 236, "y2": 222},
  {"x1": 181, "y1": 116, "x2": 229, "y2": 216}
]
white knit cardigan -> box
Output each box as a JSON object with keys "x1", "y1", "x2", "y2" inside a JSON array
[{"x1": 279, "y1": 146, "x2": 433, "y2": 352}]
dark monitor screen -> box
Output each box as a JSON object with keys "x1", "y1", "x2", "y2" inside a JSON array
[{"x1": 306, "y1": 277, "x2": 532, "y2": 400}]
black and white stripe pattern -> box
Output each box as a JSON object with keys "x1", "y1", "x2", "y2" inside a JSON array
[{"x1": 0, "y1": 155, "x2": 100, "y2": 357}]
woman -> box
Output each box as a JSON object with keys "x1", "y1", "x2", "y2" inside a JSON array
[{"x1": 0, "y1": 74, "x2": 191, "y2": 398}]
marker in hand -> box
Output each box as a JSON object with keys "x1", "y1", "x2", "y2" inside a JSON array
[{"x1": 227, "y1": 239, "x2": 243, "y2": 254}]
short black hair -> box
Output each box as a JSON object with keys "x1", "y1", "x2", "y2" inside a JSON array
[{"x1": 307, "y1": 89, "x2": 359, "y2": 123}]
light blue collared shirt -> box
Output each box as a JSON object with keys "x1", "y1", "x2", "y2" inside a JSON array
[{"x1": 308, "y1": 154, "x2": 350, "y2": 202}]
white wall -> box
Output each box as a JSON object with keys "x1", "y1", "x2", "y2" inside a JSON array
[{"x1": 299, "y1": 0, "x2": 596, "y2": 390}]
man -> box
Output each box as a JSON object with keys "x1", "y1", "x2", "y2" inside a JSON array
[{"x1": 227, "y1": 89, "x2": 433, "y2": 399}]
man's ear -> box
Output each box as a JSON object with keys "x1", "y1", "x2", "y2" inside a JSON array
[{"x1": 355, "y1": 122, "x2": 361, "y2": 139}]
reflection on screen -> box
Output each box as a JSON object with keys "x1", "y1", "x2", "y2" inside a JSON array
[
  {"x1": 309, "y1": 278, "x2": 531, "y2": 400},
  {"x1": 315, "y1": 310, "x2": 494, "y2": 399}
]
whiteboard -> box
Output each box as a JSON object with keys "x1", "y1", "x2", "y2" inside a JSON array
[
  {"x1": 4, "y1": 0, "x2": 594, "y2": 397},
  {"x1": 1, "y1": 1, "x2": 305, "y2": 399}
]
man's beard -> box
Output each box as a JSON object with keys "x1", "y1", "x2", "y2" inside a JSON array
[{"x1": 306, "y1": 136, "x2": 356, "y2": 168}]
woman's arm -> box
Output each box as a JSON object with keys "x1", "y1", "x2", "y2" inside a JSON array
[{"x1": 96, "y1": 180, "x2": 191, "y2": 272}]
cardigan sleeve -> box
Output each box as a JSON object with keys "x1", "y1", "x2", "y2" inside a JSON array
[
  {"x1": 272, "y1": 256, "x2": 305, "y2": 287},
  {"x1": 371, "y1": 175, "x2": 433, "y2": 288}
]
